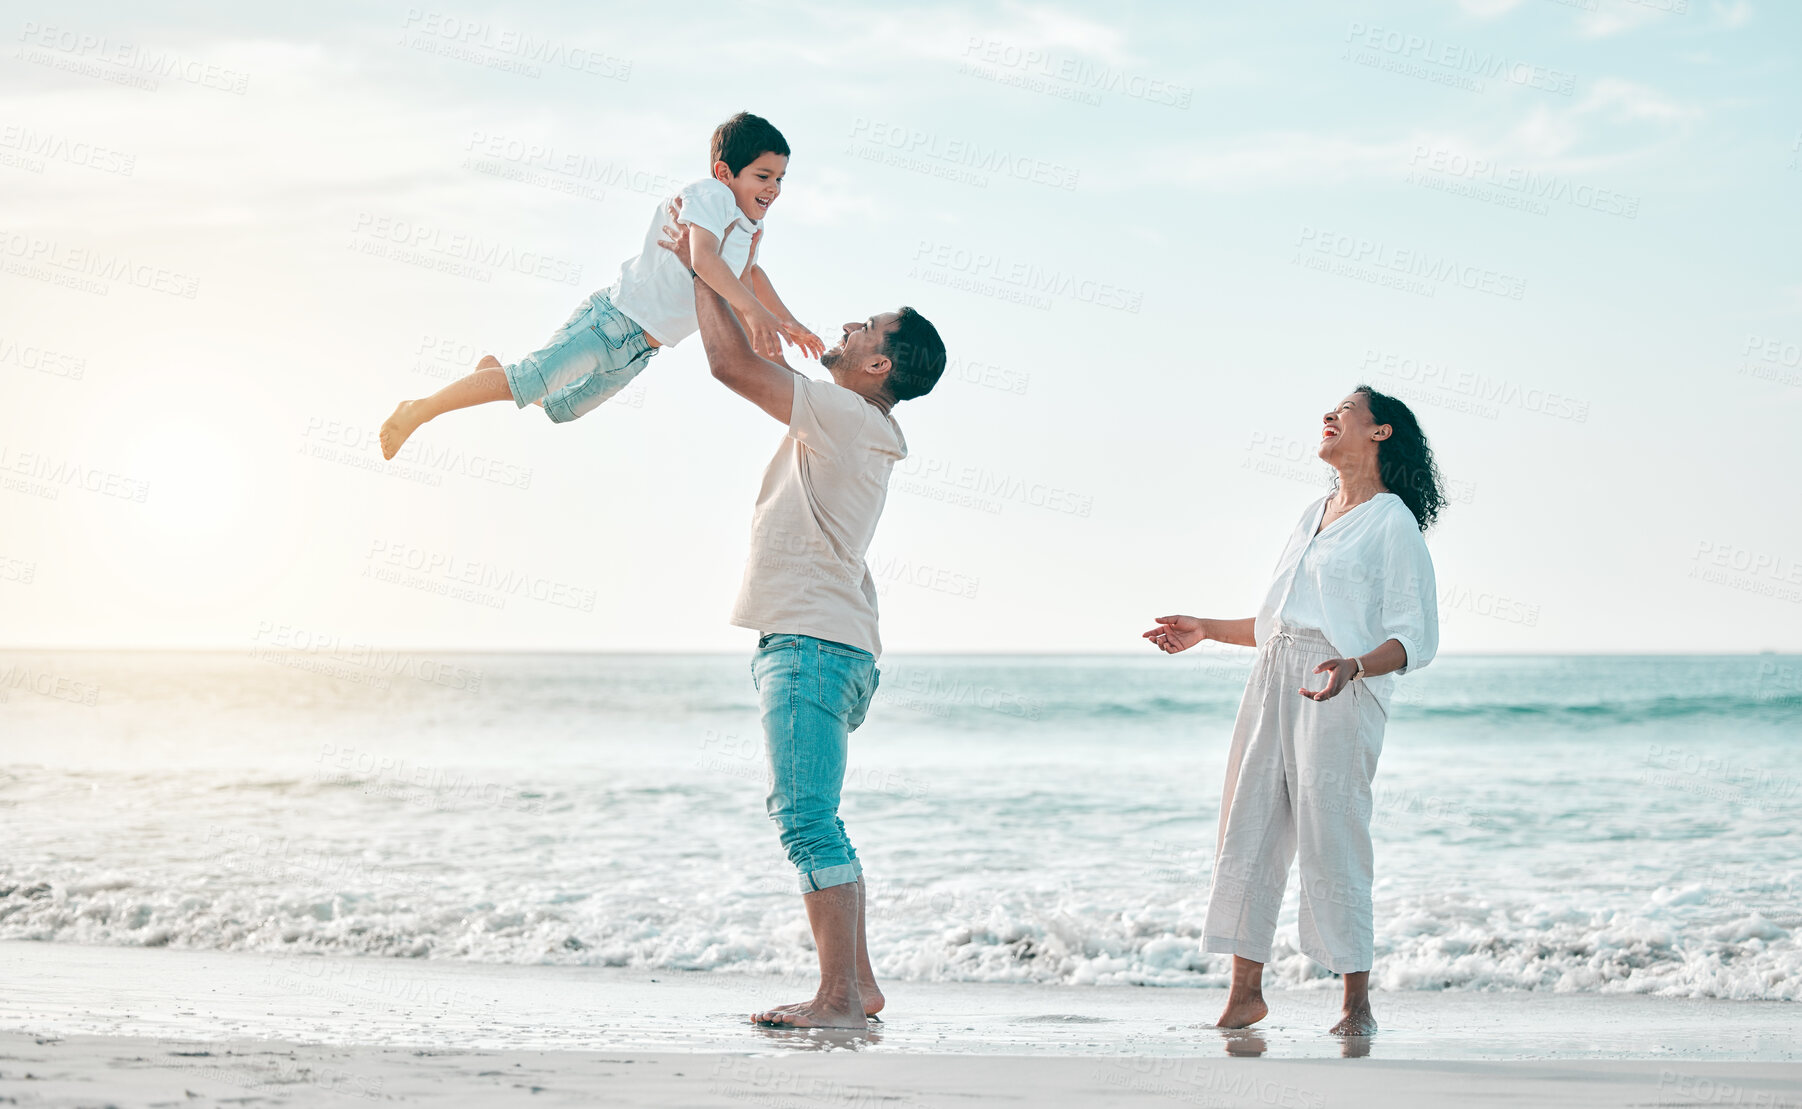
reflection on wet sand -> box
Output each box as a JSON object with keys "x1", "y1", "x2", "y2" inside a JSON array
[
  {"x1": 748, "y1": 1024, "x2": 884, "y2": 1052},
  {"x1": 1212, "y1": 1025, "x2": 1374, "y2": 1059},
  {"x1": 1221, "y1": 1028, "x2": 1267, "y2": 1057}
]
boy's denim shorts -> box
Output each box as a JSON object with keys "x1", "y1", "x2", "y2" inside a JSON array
[
  {"x1": 751, "y1": 633, "x2": 881, "y2": 894},
  {"x1": 504, "y1": 288, "x2": 657, "y2": 424}
]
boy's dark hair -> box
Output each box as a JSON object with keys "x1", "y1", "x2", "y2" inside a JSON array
[
  {"x1": 712, "y1": 112, "x2": 789, "y2": 175},
  {"x1": 883, "y1": 307, "x2": 947, "y2": 403}
]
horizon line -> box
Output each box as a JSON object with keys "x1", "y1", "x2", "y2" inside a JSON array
[{"x1": 2, "y1": 646, "x2": 1800, "y2": 658}]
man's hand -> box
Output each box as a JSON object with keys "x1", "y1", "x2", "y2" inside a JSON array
[
  {"x1": 1300, "y1": 658, "x2": 1357, "y2": 701},
  {"x1": 658, "y1": 199, "x2": 697, "y2": 272},
  {"x1": 1143, "y1": 615, "x2": 1208, "y2": 654}
]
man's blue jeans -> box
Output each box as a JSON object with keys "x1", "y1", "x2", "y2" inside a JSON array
[{"x1": 751, "y1": 633, "x2": 880, "y2": 893}]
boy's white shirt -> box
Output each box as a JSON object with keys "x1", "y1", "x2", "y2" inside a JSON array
[{"x1": 609, "y1": 177, "x2": 763, "y2": 347}]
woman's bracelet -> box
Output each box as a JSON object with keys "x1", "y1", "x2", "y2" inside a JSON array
[{"x1": 1352, "y1": 656, "x2": 1366, "y2": 681}]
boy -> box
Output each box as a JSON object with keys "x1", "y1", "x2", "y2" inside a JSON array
[{"x1": 379, "y1": 112, "x2": 822, "y2": 459}]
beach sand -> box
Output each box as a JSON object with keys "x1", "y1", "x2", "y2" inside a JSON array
[{"x1": 2, "y1": 941, "x2": 1796, "y2": 1107}]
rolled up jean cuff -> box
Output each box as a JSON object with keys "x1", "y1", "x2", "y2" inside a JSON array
[{"x1": 798, "y1": 859, "x2": 863, "y2": 894}]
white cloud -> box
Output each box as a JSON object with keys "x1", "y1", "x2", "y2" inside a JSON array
[
  {"x1": 1458, "y1": 0, "x2": 1527, "y2": 17},
  {"x1": 993, "y1": 0, "x2": 1137, "y2": 66},
  {"x1": 1712, "y1": 1, "x2": 1754, "y2": 28},
  {"x1": 1578, "y1": 0, "x2": 1675, "y2": 38},
  {"x1": 1142, "y1": 132, "x2": 1426, "y2": 190},
  {"x1": 1489, "y1": 78, "x2": 1699, "y2": 161},
  {"x1": 1577, "y1": 77, "x2": 1703, "y2": 122}
]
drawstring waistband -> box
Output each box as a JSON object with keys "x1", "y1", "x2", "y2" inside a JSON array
[
  {"x1": 1256, "y1": 626, "x2": 1332, "y2": 682},
  {"x1": 1264, "y1": 625, "x2": 1331, "y2": 648}
]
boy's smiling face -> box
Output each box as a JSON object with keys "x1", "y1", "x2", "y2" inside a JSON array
[{"x1": 714, "y1": 151, "x2": 787, "y2": 222}]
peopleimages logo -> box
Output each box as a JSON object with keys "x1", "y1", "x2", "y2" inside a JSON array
[
  {"x1": 958, "y1": 37, "x2": 1193, "y2": 109},
  {"x1": 400, "y1": 9, "x2": 631, "y2": 80},
  {"x1": 847, "y1": 118, "x2": 1079, "y2": 191},
  {"x1": 1295, "y1": 226, "x2": 1527, "y2": 301},
  {"x1": 15, "y1": 21, "x2": 250, "y2": 94},
  {"x1": 0, "y1": 230, "x2": 199, "y2": 299},
  {"x1": 911, "y1": 240, "x2": 1143, "y2": 313},
  {"x1": 0, "y1": 443, "x2": 150, "y2": 503},
  {"x1": 461, "y1": 131, "x2": 683, "y2": 200},
  {"x1": 1406, "y1": 145, "x2": 1639, "y2": 219},
  {"x1": 350, "y1": 212, "x2": 582, "y2": 287},
  {"x1": 0, "y1": 123, "x2": 136, "y2": 176},
  {"x1": 364, "y1": 538, "x2": 598, "y2": 613},
  {"x1": 895, "y1": 453, "x2": 1094, "y2": 518},
  {"x1": 1360, "y1": 349, "x2": 1590, "y2": 422},
  {"x1": 1343, "y1": 22, "x2": 1576, "y2": 96}
]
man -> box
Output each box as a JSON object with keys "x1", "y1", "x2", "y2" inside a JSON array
[{"x1": 659, "y1": 209, "x2": 947, "y2": 1029}]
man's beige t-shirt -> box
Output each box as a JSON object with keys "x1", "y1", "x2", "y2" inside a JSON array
[{"x1": 730, "y1": 374, "x2": 907, "y2": 658}]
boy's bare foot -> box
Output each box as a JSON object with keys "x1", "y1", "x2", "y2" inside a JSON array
[
  {"x1": 379, "y1": 400, "x2": 427, "y2": 460},
  {"x1": 1329, "y1": 1001, "x2": 1377, "y2": 1036},
  {"x1": 752, "y1": 993, "x2": 867, "y2": 1029},
  {"x1": 1215, "y1": 994, "x2": 1268, "y2": 1029}
]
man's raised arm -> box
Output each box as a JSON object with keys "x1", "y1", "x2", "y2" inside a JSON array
[{"x1": 659, "y1": 204, "x2": 794, "y2": 425}]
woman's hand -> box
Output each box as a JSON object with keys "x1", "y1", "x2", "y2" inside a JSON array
[
  {"x1": 1143, "y1": 615, "x2": 1208, "y2": 654},
  {"x1": 1300, "y1": 657, "x2": 1358, "y2": 701}
]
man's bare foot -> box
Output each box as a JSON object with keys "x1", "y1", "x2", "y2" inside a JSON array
[
  {"x1": 756, "y1": 984, "x2": 881, "y2": 1019},
  {"x1": 1329, "y1": 1002, "x2": 1376, "y2": 1035},
  {"x1": 1215, "y1": 993, "x2": 1268, "y2": 1029},
  {"x1": 752, "y1": 995, "x2": 866, "y2": 1029},
  {"x1": 379, "y1": 400, "x2": 426, "y2": 460}
]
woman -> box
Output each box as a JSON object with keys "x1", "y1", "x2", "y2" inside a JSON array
[{"x1": 1145, "y1": 385, "x2": 1444, "y2": 1036}]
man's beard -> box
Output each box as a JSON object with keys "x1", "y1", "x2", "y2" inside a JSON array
[{"x1": 819, "y1": 349, "x2": 841, "y2": 369}]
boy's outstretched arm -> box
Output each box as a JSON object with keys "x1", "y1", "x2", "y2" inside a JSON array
[
  {"x1": 749, "y1": 265, "x2": 825, "y2": 359},
  {"x1": 660, "y1": 217, "x2": 794, "y2": 425},
  {"x1": 672, "y1": 202, "x2": 787, "y2": 360}
]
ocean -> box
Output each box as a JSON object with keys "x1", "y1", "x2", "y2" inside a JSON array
[{"x1": 2, "y1": 649, "x2": 1797, "y2": 1001}]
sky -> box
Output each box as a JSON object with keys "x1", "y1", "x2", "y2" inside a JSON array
[{"x1": 2, "y1": 0, "x2": 1799, "y2": 653}]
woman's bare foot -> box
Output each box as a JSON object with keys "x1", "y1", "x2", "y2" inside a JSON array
[
  {"x1": 379, "y1": 400, "x2": 426, "y2": 460},
  {"x1": 752, "y1": 993, "x2": 867, "y2": 1029},
  {"x1": 858, "y1": 978, "x2": 884, "y2": 1017},
  {"x1": 1215, "y1": 993, "x2": 1268, "y2": 1028},
  {"x1": 1329, "y1": 1000, "x2": 1376, "y2": 1035},
  {"x1": 1332, "y1": 969, "x2": 1376, "y2": 1035}
]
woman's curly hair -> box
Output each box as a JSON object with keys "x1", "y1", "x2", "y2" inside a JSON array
[{"x1": 1353, "y1": 384, "x2": 1445, "y2": 532}]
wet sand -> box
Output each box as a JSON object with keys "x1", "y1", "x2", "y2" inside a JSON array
[{"x1": 2, "y1": 941, "x2": 1796, "y2": 1107}]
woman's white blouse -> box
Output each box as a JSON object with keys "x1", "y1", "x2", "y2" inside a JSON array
[{"x1": 1255, "y1": 492, "x2": 1439, "y2": 708}]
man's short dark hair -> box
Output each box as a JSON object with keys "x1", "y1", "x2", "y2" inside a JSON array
[
  {"x1": 712, "y1": 112, "x2": 789, "y2": 175},
  {"x1": 883, "y1": 307, "x2": 946, "y2": 403}
]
